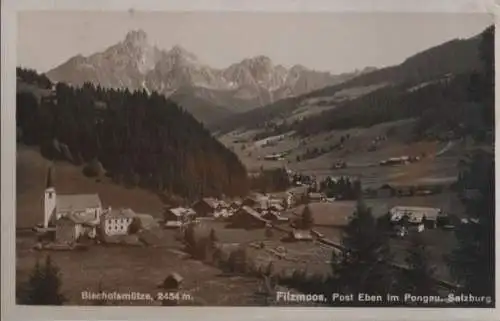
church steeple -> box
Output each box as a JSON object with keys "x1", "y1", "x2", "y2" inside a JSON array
[
  {"x1": 44, "y1": 165, "x2": 56, "y2": 228},
  {"x1": 46, "y1": 165, "x2": 54, "y2": 189}
]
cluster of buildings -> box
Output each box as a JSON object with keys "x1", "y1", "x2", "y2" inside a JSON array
[
  {"x1": 36, "y1": 169, "x2": 156, "y2": 245},
  {"x1": 162, "y1": 187, "x2": 311, "y2": 230}
]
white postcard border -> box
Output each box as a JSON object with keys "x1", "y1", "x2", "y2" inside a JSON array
[{"x1": 2, "y1": 0, "x2": 499, "y2": 320}]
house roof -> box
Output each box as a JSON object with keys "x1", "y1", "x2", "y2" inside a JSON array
[
  {"x1": 105, "y1": 208, "x2": 136, "y2": 219},
  {"x1": 56, "y1": 194, "x2": 102, "y2": 212},
  {"x1": 57, "y1": 213, "x2": 98, "y2": 226},
  {"x1": 246, "y1": 193, "x2": 269, "y2": 202},
  {"x1": 269, "y1": 204, "x2": 285, "y2": 211},
  {"x1": 230, "y1": 200, "x2": 242, "y2": 207},
  {"x1": 168, "y1": 207, "x2": 196, "y2": 217},
  {"x1": 238, "y1": 206, "x2": 267, "y2": 222},
  {"x1": 270, "y1": 191, "x2": 291, "y2": 199},
  {"x1": 165, "y1": 221, "x2": 183, "y2": 227},
  {"x1": 389, "y1": 206, "x2": 442, "y2": 222},
  {"x1": 198, "y1": 197, "x2": 220, "y2": 209},
  {"x1": 308, "y1": 192, "x2": 324, "y2": 199},
  {"x1": 166, "y1": 272, "x2": 184, "y2": 284},
  {"x1": 290, "y1": 229, "x2": 313, "y2": 240},
  {"x1": 134, "y1": 213, "x2": 159, "y2": 229},
  {"x1": 288, "y1": 186, "x2": 308, "y2": 195},
  {"x1": 263, "y1": 212, "x2": 288, "y2": 221}
]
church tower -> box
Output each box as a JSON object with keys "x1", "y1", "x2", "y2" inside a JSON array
[{"x1": 44, "y1": 166, "x2": 56, "y2": 228}]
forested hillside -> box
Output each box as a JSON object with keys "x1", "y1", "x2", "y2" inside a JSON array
[
  {"x1": 212, "y1": 27, "x2": 489, "y2": 140},
  {"x1": 296, "y1": 26, "x2": 493, "y2": 141},
  {"x1": 16, "y1": 72, "x2": 249, "y2": 200}
]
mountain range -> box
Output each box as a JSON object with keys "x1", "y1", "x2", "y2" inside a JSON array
[
  {"x1": 46, "y1": 29, "x2": 372, "y2": 123},
  {"x1": 212, "y1": 28, "x2": 486, "y2": 134}
]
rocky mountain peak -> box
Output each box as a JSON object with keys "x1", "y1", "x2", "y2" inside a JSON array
[
  {"x1": 124, "y1": 29, "x2": 148, "y2": 48},
  {"x1": 166, "y1": 45, "x2": 198, "y2": 62}
]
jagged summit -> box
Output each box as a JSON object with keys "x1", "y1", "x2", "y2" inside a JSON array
[
  {"x1": 124, "y1": 29, "x2": 148, "y2": 47},
  {"x1": 165, "y1": 45, "x2": 199, "y2": 64}
]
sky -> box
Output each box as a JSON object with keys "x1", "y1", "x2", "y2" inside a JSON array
[{"x1": 17, "y1": 11, "x2": 492, "y2": 74}]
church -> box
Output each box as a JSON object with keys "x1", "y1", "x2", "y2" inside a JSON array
[{"x1": 42, "y1": 167, "x2": 104, "y2": 243}]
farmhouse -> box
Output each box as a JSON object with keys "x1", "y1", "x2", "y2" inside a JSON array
[
  {"x1": 55, "y1": 214, "x2": 99, "y2": 244},
  {"x1": 268, "y1": 203, "x2": 285, "y2": 212},
  {"x1": 242, "y1": 193, "x2": 269, "y2": 208},
  {"x1": 192, "y1": 198, "x2": 217, "y2": 216},
  {"x1": 389, "y1": 206, "x2": 443, "y2": 229},
  {"x1": 164, "y1": 207, "x2": 196, "y2": 222},
  {"x1": 261, "y1": 211, "x2": 288, "y2": 224},
  {"x1": 269, "y1": 191, "x2": 293, "y2": 208},
  {"x1": 379, "y1": 156, "x2": 410, "y2": 166},
  {"x1": 395, "y1": 186, "x2": 414, "y2": 197},
  {"x1": 230, "y1": 206, "x2": 268, "y2": 229},
  {"x1": 377, "y1": 184, "x2": 394, "y2": 198},
  {"x1": 286, "y1": 229, "x2": 314, "y2": 242},
  {"x1": 102, "y1": 208, "x2": 136, "y2": 236},
  {"x1": 308, "y1": 192, "x2": 326, "y2": 202},
  {"x1": 229, "y1": 200, "x2": 243, "y2": 210},
  {"x1": 287, "y1": 186, "x2": 308, "y2": 204},
  {"x1": 192, "y1": 197, "x2": 228, "y2": 217}
]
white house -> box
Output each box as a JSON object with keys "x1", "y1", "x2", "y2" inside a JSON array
[
  {"x1": 102, "y1": 208, "x2": 136, "y2": 236},
  {"x1": 389, "y1": 206, "x2": 442, "y2": 229}
]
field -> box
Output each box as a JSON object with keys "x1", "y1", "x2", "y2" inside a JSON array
[{"x1": 16, "y1": 230, "x2": 273, "y2": 306}]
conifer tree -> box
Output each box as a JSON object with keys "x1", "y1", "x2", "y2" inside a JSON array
[
  {"x1": 448, "y1": 150, "x2": 494, "y2": 299},
  {"x1": 300, "y1": 204, "x2": 314, "y2": 230},
  {"x1": 19, "y1": 255, "x2": 66, "y2": 305},
  {"x1": 332, "y1": 200, "x2": 394, "y2": 297},
  {"x1": 398, "y1": 233, "x2": 438, "y2": 297}
]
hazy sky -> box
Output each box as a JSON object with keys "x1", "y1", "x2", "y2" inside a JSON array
[{"x1": 18, "y1": 11, "x2": 492, "y2": 74}]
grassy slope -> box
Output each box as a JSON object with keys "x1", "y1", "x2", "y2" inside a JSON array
[{"x1": 220, "y1": 119, "x2": 465, "y2": 187}]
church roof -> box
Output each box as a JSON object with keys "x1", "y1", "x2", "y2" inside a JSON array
[{"x1": 56, "y1": 194, "x2": 102, "y2": 212}]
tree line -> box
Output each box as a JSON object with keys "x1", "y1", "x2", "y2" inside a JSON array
[
  {"x1": 319, "y1": 176, "x2": 362, "y2": 200},
  {"x1": 16, "y1": 73, "x2": 249, "y2": 200},
  {"x1": 249, "y1": 168, "x2": 291, "y2": 193}
]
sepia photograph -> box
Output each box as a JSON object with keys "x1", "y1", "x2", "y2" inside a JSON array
[{"x1": 8, "y1": 6, "x2": 495, "y2": 314}]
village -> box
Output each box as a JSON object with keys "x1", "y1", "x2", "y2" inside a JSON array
[
  {"x1": 32, "y1": 163, "x2": 456, "y2": 247},
  {"x1": 28, "y1": 158, "x2": 463, "y2": 298}
]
